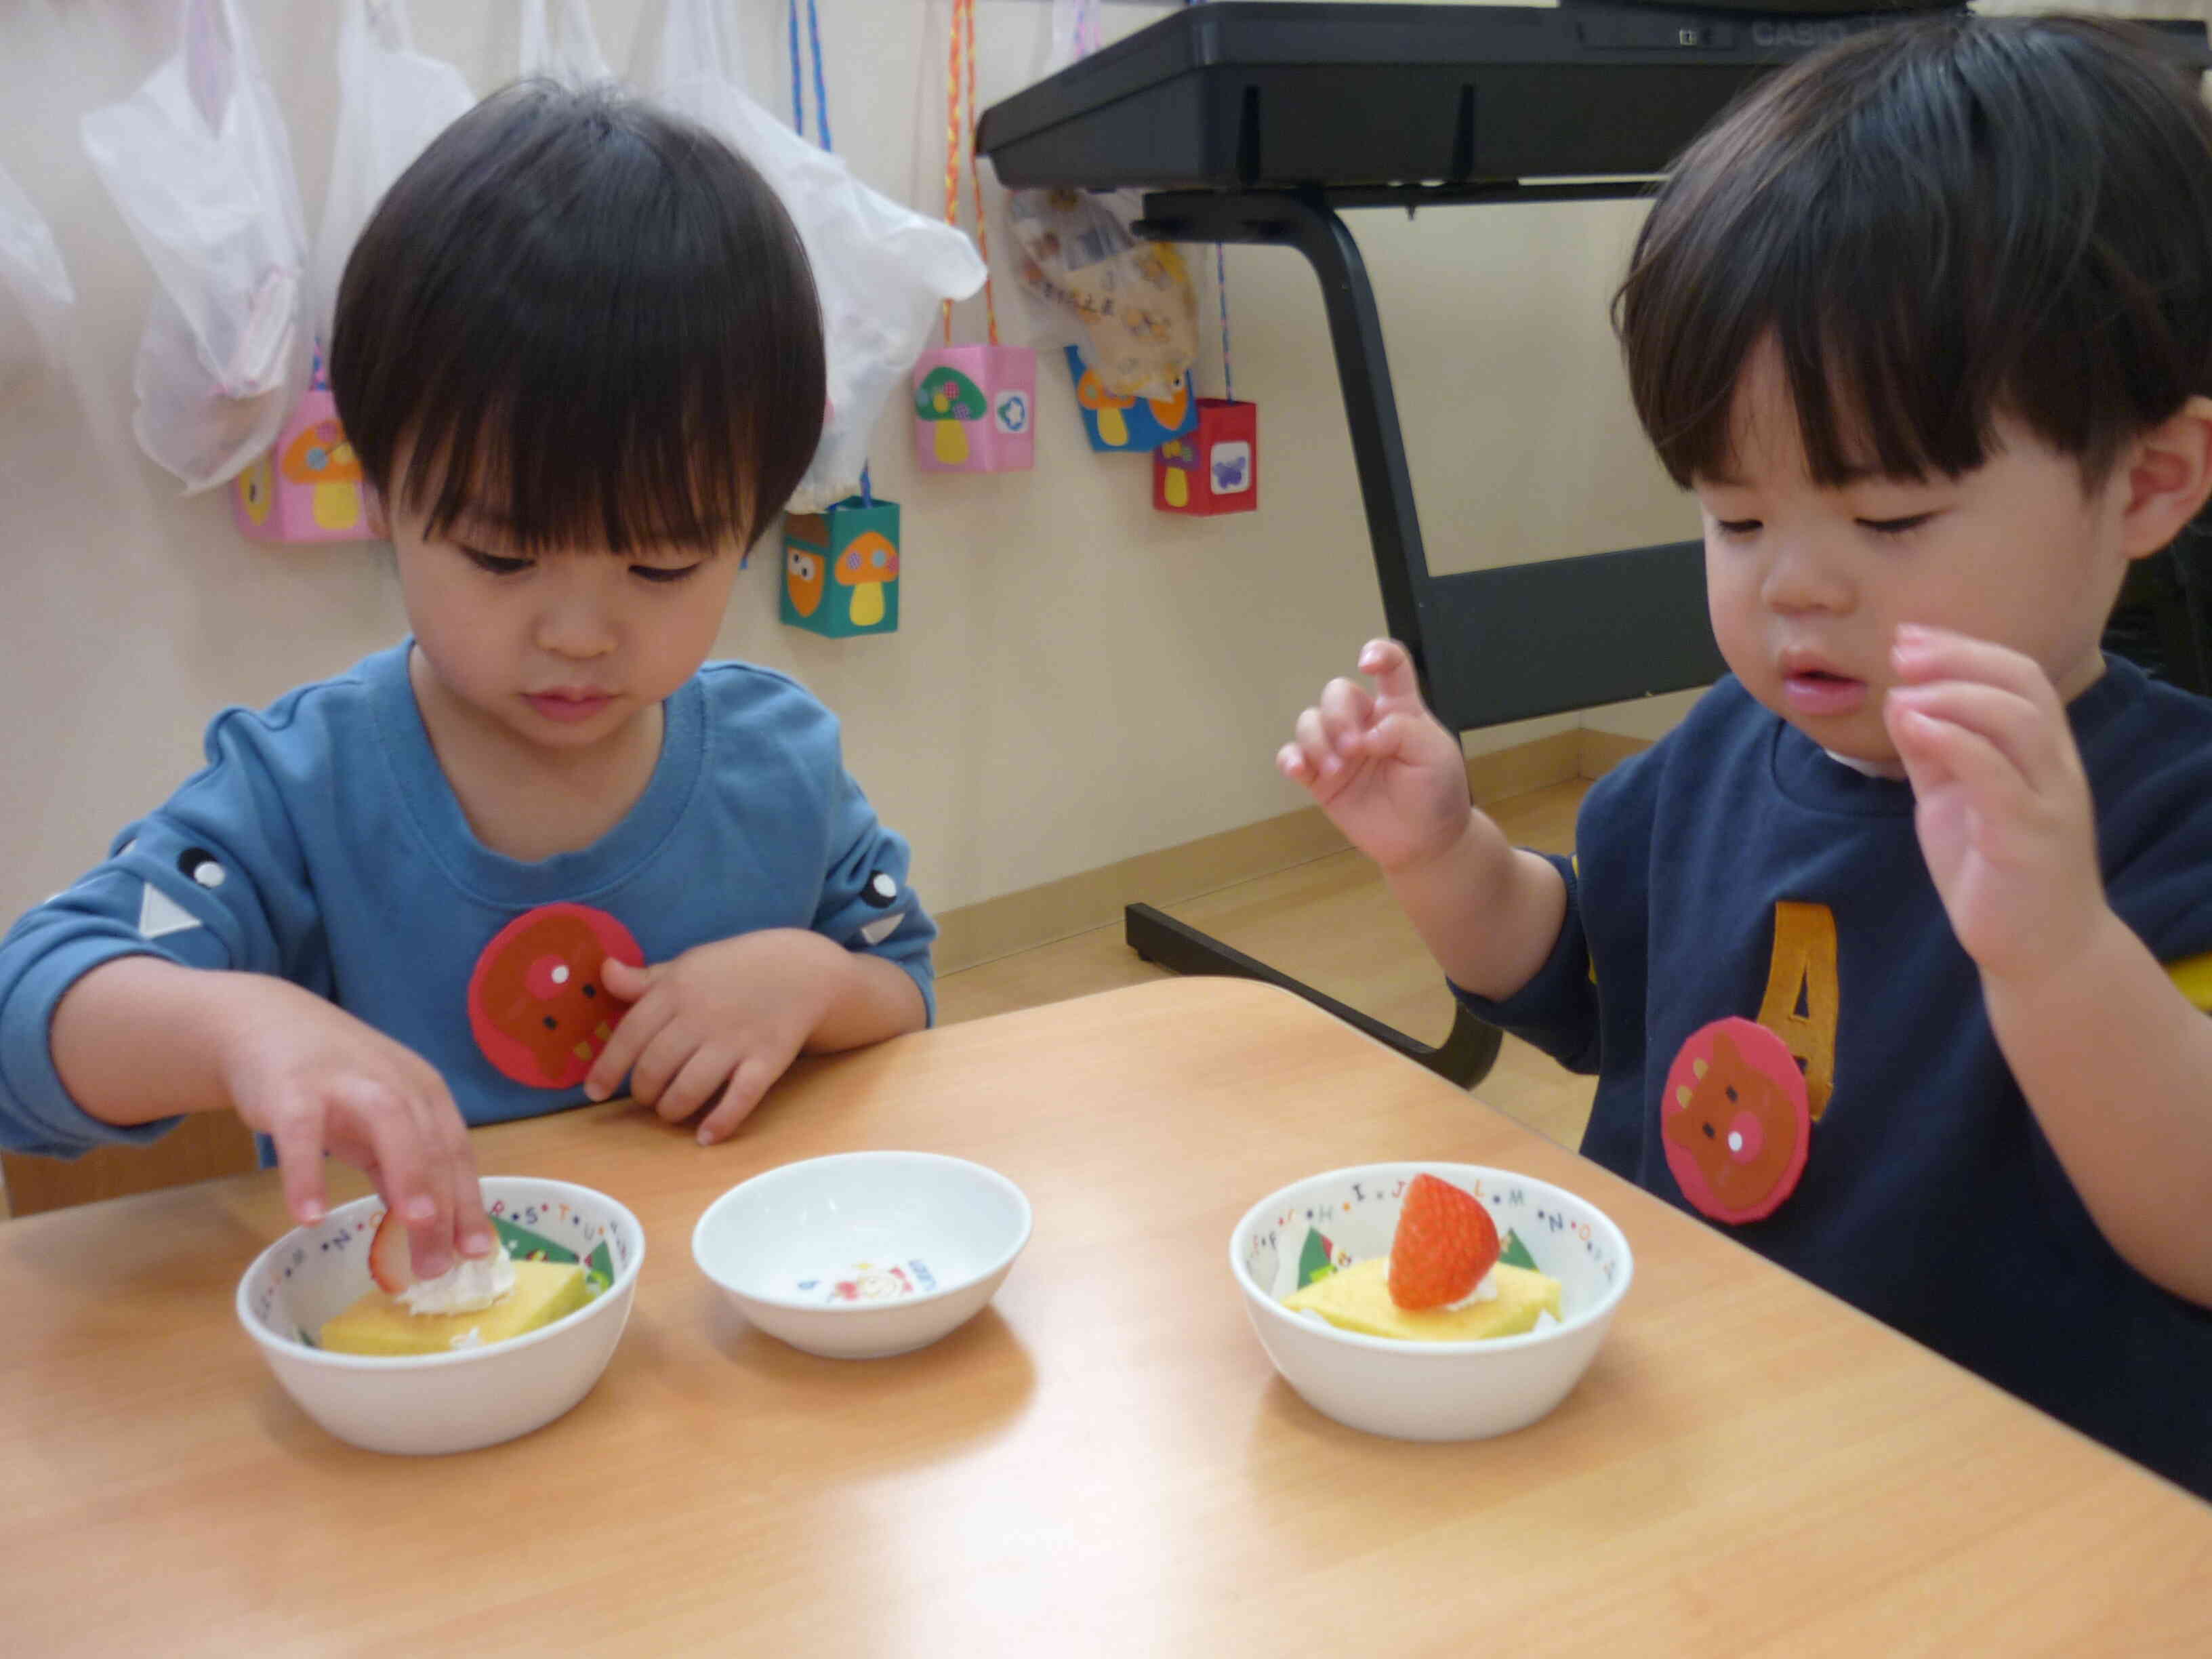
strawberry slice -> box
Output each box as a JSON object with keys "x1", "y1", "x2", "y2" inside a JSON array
[
  {"x1": 367, "y1": 1207, "x2": 414, "y2": 1294},
  {"x1": 1388, "y1": 1173, "x2": 1502, "y2": 1310}
]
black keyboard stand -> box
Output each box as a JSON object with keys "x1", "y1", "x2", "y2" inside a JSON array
[{"x1": 1123, "y1": 182, "x2": 1721, "y2": 1089}]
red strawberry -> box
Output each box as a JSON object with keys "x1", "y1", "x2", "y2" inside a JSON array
[
  {"x1": 367, "y1": 1207, "x2": 413, "y2": 1294},
  {"x1": 1388, "y1": 1173, "x2": 1501, "y2": 1310}
]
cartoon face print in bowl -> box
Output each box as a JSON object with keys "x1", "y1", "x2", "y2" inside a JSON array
[
  {"x1": 235, "y1": 1176, "x2": 646, "y2": 1455},
  {"x1": 468, "y1": 903, "x2": 643, "y2": 1088},
  {"x1": 692, "y1": 1151, "x2": 1032, "y2": 1359},
  {"x1": 1231, "y1": 1164, "x2": 1633, "y2": 1441}
]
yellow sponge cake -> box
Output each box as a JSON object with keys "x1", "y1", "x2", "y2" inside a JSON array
[
  {"x1": 320, "y1": 1261, "x2": 591, "y2": 1356},
  {"x1": 1284, "y1": 1258, "x2": 1561, "y2": 1342}
]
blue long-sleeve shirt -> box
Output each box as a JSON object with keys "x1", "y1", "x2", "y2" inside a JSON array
[
  {"x1": 0, "y1": 641, "x2": 934, "y2": 1157},
  {"x1": 1456, "y1": 656, "x2": 2212, "y2": 1499}
]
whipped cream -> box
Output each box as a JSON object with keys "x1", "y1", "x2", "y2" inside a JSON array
[
  {"x1": 398, "y1": 1248, "x2": 516, "y2": 1315},
  {"x1": 1437, "y1": 1265, "x2": 1500, "y2": 1311}
]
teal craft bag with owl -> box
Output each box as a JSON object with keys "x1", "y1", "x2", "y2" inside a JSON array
[{"x1": 775, "y1": 0, "x2": 900, "y2": 638}]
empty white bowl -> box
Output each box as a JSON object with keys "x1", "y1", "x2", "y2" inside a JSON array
[
  {"x1": 236, "y1": 1176, "x2": 644, "y2": 1455},
  {"x1": 1231, "y1": 1162, "x2": 1633, "y2": 1441},
  {"x1": 691, "y1": 1151, "x2": 1031, "y2": 1359}
]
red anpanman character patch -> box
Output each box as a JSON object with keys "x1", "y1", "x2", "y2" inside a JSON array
[
  {"x1": 1660, "y1": 1016, "x2": 1811, "y2": 1224},
  {"x1": 468, "y1": 903, "x2": 642, "y2": 1088}
]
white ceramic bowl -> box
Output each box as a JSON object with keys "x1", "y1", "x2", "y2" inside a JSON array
[
  {"x1": 237, "y1": 1175, "x2": 644, "y2": 1455},
  {"x1": 692, "y1": 1151, "x2": 1031, "y2": 1359},
  {"x1": 1231, "y1": 1162, "x2": 1633, "y2": 1441}
]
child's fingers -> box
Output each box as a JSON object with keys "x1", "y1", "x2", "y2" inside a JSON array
[
  {"x1": 630, "y1": 1023, "x2": 707, "y2": 1118},
  {"x1": 1891, "y1": 624, "x2": 2063, "y2": 712},
  {"x1": 1885, "y1": 678, "x2": 2057, "y2": 794},
  {"x1": 1365, "y1": 709, "x2": 1443, "y2": 766},
  {"x1": 1316, "y1": 676, "x2": 1377, "y2": 754},
  {"x1": 696, "y1": 1055, "x2": 779, "y2": 1145},
  {"x1": 1889, "y1": 704, "x2": 2034, "y2": 828},
  {"x1": 266, "y1": 1106, "x2": 331, "y2": 1226},
  {"x1": 653, "y1": 1043, "x2": 739, "y2": 1128},
  {"x1": 598, "y1": 955, "x2": 653, "y2": 998},
  {"x1": 1291, "y1": 707, "x2": 1352, "y2": 788},
  {"x1": 420, "y1": 1081, "x2": 494, "y2": 1256},
  {"x1": 584, "y1": 991, "x2": 671, "y2": 1102},
  {"x1": 1356, "y1": 638, "x2": 1422, "y2": 705},
  {"x1": 335, "y1": 1077, "x2": 454, "y2": 1279}
]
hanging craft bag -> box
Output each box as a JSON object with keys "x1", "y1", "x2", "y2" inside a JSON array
[
  {"x1": 774, "y1": 0, "x2": 900, "y2": 638},
  {"x1": 1154, "y1": 243, "x2": 1258, "y2": 515},
  {"x1": 912, "y1": 0, "x2": 1035, "y2": 474}
]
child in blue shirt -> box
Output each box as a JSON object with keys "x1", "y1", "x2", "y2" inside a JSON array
[
  {"x1": 1279, "y1": 16, "x2": 2212, "y2": 1498},
  {"x1": 0, "y1": 84, "x2": 934, "y2": 1284}
]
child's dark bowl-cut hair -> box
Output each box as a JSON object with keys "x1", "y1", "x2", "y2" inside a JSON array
[
  {"x1": 1615, "y1": 16, "x2": 2212, "y2": 491},
  {"x1": 331, "y1": 81, "x2": 824, "y2": 555}
]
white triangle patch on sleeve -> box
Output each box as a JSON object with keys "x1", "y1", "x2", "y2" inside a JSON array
[{"x1": 136, "y1": 882, "x2": 204, "y2": 941}]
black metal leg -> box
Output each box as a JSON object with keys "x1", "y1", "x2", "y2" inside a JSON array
[
  {"x1": 1111, "y1": 188, "x2": 1510, "y2": 1088},
  {"x1": 1126, "y1": 904, "x2": 1502, "y2": 1086}
]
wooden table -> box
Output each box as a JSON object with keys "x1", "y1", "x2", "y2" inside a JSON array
[{"x1": 3, "y1": 980, "x2": 2206, "y2": 1654}]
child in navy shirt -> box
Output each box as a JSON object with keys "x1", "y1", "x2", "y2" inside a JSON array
[
  {"x1": 1279, "y1": 16, "x2": 2212, "y2": 1498},
  {"x1": 0, "y1": 85, "x2": 933, "y2": 1282}
]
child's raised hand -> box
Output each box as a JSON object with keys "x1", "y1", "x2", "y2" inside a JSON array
[
  {"x1": 217, "y1": 977, "x2": 493, "y2": 1281},
  {"x1": 586, "y1": 931, "x2": 837, "y2": 1144},
  {"x1": 1883, "y1": 623, "x2": 2106, "y2": 984},
  {"x1": 1277, "y1": 639, "x2": 1473, "y2": 874}
]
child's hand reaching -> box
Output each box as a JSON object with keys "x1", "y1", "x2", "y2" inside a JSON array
[
  {"x1": 213, "y1": 976, "x2": 493, "y2": 1281},
  {"x1": 1883, "y1": 623, "x2": 2107, "y2": 985},
  {"x1": 584, "y1": 930, "x2": 848, "y2": 1144},
  {"x1": 1277, "y1": 639, "x2": 1474, "y2": 874}
]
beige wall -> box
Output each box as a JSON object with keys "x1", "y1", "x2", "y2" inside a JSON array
[{"x1": 0, "y1": 0, "x2": 1698, "y2": 927}]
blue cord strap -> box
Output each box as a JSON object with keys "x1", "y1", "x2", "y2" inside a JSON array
[{"x1": 788, "y1": 0, "x2": 871, "y2": 505}]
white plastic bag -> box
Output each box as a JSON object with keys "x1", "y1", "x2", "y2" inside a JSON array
[
  {"x1": 80, "y1": 0, "x2": 310, "y2": 492},
  {"x1": 0, "y1": 161, "x2": 76, "y2": 384},
  {"x1": 80, "y1": 0, "x2": 310, "y2": 493},
  {"x1": 649, "y1": 0, "x2": 987, "y2": 513},
  {"x1": 310, "y1": 0, "x2": 475, "y2": 351},
  {"x1": 519, "y1": 0, "x2": 615, "y2": 89}
]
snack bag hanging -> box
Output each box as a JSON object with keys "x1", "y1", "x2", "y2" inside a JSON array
[
  {"x1": 0, "y1": 161, "x2": 76, "y2": 387},
  {"x1": 1154, "y1": 245, "x2": 1258, "y2": 515},
  {"x1": 1008, "y1": 0, "x2": 1200, "y2": 406},
  {"x1": 777, "y1": 0, "x2": 899, "y2": 640},
  {"x1": 911, "y1": 0, "x2": 1035, "y2": 475},
  {"x1": 80, "y1": 0, "x2": 310, "y2": 493},
  {"x1": 649, "y1": 0, "x2": 985, "y2": 514}
]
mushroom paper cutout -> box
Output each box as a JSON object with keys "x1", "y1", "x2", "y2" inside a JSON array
[
  {"x1": 232, "y1": 368, "x2": 371, "y2": 542},
  {"x1": 781, "y1": 495, "x2": 901, "y2": 638},
  {"x1": 912, "y1": 343, "x2": 1035, "y2": 474},
  {"x1": 836, "y1": 531, "x2": 898, "y2": 626},
  {"x1": 1064, "y1": 343, "x2": 1196, "y2": 454}
]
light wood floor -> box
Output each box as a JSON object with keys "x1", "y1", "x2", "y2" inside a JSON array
[
  {"x1": 0, "y1": 778, "x2": 1594, "y2": 1222},
  {"x1": 933, "y1": 778, "x2": 1597, "y2": 1150}
]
